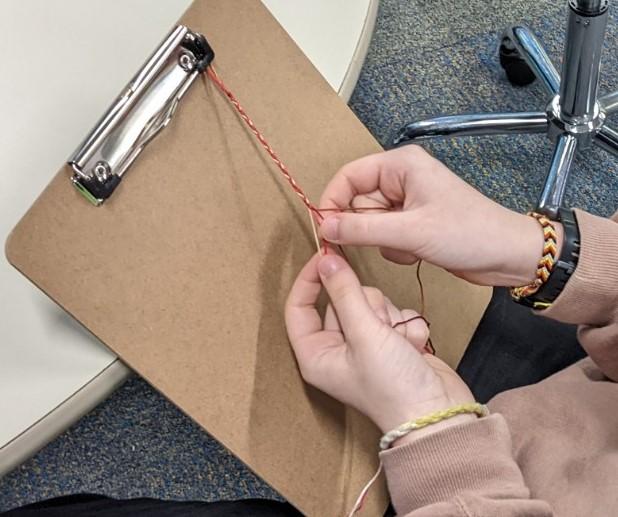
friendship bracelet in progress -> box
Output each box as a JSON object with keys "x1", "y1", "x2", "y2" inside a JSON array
[
  {"x1": 206, "y1": 66, "x2": 436, "y2": 349},
  {"x1": 510, "y1": 212, "x2": 558, "y2": 301},
  {"x1": 207, "y1": 68, "x2": 441, "y2": 516},
  {"x1": 379, "y1": 402, "x2": 489, "y2": 450}
]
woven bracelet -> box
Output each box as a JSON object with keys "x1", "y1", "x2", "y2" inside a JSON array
[
  {"x1": 379, "y1": 402, "x2": 489, "y2": 450},
  {"x1": 510, "y1": 212, "x2": 558, "y2": 301}
]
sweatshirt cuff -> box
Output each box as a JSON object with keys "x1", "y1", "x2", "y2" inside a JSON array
[
  {"x1": 542, "y1": 209, "x2": 618, "y2": 326},
  {"x1": 379, "y1": 414, "x2": 528, "y2": 514}
]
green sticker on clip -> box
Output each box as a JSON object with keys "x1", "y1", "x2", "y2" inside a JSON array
[{"x1": 72, "y1": 179, "x2": 102, "y2": 206}]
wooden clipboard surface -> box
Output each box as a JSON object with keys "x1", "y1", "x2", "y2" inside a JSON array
[{"x1": 6, "y1": 2, "x2": 491, "y2": 515}]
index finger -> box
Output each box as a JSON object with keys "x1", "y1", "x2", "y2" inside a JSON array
[
  {"x1": 319, "y1": 148, "x2": 410, "y2": 210},
  {"x1": 285, "y1": 253, "x2": 323, "y2": 343},
  {"x1": 319, "y1": 153, "x2": 386, "y2": 210}
]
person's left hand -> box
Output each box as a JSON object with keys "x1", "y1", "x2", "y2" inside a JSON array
[{"x1": 285, "y1": 253, "x2": 474, "y2": 434}]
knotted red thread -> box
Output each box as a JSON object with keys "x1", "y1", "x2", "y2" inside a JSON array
[
  {"x1": 204, "y1": 65, "x2": 434, "y2": 355},
  {"x1": 392, "y1": 310, "x2": 435, "y2": 356}
]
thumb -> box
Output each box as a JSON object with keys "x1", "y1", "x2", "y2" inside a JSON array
[
  {"x1": 317, "y1": 255, "x2": 382, "y2": 339},
  {"x1": 319, "y1": 212, "x2": 415, "y2": 250}
]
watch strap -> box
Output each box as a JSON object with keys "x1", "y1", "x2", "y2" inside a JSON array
[{"x1": 517, "y1": 208, "x2": 580, "y2": 309}]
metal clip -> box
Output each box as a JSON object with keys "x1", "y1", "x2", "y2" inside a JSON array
[{"x1": 68, "y1": 25, "x2": 214, "y2": 205}]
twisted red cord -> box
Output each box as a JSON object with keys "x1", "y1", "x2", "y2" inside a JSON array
[
  {"x1": 204, "y1": 65, "x2": 434, "y2": 355},
  {"x1": 206, "y1": 66, "x2": 323, "y2": 222}
]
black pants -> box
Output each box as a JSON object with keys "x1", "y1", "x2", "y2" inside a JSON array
[
  {"x1": 4, "y1": 288, "x2": 586, "y2": 517},
  {"x1": 2, "y1": 494, "x2": 301, "y2": 517},
  {"x1": 457, "y1": 287, "x2": 587, "y2": 403}
]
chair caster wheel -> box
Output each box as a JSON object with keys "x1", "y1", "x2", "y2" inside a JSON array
[{"x1": 499, "y1": 36, "x2": 536, "y2": 87}]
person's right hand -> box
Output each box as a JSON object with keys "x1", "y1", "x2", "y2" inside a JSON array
[{"x1": 319, "y1": 145, "x2": 563, "y2": 287}]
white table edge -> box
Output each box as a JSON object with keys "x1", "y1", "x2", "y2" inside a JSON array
[
  {"x1": 0, "y1": 0, "x2": 378, "y2": 479},
  {"x1": 0, "y1": 360, "x2": 130, "y2": 476},
  {"x1": 339, "y1": 0, "x2": 379, "y2": 103}
]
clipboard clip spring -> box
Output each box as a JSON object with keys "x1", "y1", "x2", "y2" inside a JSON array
[{"x1": 68, "y1": 26, "x2": 214, "y2": 206}]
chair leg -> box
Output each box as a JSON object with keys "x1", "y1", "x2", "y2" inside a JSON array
[
  {"x1": 537, "y1": 134, "x2": 578, "y2": 218},
  {"x1": 594, "y1": 124, "x2": 618, "y2": 157},
  {"x1": 503, "y1": 25, "x2": 560, "y2": 95},
  {"x1": 393, "y1": 112, "x2": 548, "y2": 146},
  {"x1": 599, "y1": 91, "x2": 618, "y2": 116}
]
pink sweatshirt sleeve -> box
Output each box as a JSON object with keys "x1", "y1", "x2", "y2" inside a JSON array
[
  {"x1": 380, "y1": 210, "x2": 618, "y2": 515},
  {"x1": 380, "y1": 415, "x2": 552, "y2": 516},
  {"x1": 542, "y1": 209, "x2": 618, "y2": 380}
]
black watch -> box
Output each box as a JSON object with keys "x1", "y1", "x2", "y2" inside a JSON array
[{"x1": 517, "y1": 208, "x2": 581, "y2": 309}]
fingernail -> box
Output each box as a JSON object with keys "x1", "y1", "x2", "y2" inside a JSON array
[
  {"x1": 320, "y1": 216, "x2": 340, "y2": 242},
  {"x1": 318, "y1": 255, "x2": 343, "y2": 278}
]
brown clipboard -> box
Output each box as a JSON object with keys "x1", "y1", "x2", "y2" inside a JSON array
[{"x1": 5, "y1": 1, "x2": 491, "y2": 515}]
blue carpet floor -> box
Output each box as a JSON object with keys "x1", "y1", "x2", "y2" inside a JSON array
[
  {"x1": 351, "y1": 0, "x2": 618, "y2": 217},
  {"x1": 1, "y1": 0, "x2": 617, "y2": 512}
]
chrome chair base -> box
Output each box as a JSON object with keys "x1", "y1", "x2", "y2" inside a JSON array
[{"x1": 393, "y1": 0, "x2": 617, "y2": 218}]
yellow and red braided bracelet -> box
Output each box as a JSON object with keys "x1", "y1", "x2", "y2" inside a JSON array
[{"x1": 510, "y1": 212, "x2": 558, "y2": 301}]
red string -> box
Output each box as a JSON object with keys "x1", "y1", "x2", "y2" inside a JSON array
[
  {"x1": 392, "y1": 314, "x2": 435, "y2": 355},
  {"x1": 204, "y1": 65, "x2": 434, "y2": 355},
  {"x1": 392, "y1": 315, "x2": 428, "y2": 329},
  {"x1": 205, "y1": 66, "x2": 323, "y2": 223},
  {"x1": 319, "y1": 207, "x2": 389, "y2": 212}
]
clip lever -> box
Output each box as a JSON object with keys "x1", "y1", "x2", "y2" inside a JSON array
[{"x1": 68, "y1": 25, "x2": 214, "y2": 206}]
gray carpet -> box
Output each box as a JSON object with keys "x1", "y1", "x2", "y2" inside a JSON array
[
  {"x1": 352, "y1": 0, "x2": 618, "y2": 217},
  {"x1": 1, "y1": 0, "x2": 617, "y2": 512}
]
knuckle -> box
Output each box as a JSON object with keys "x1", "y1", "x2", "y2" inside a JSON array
[
  {"x1": 364, "y1": 286, "x2": 384, "y2": 306},
  {"x1": 348, "y1": 316, "x2": 383, "y2": 345},
  {"x1": 298, "y1": 362, "x2": 317, "y2": 386},
  {"x1": 397, "y1": 143, "x2": 426, "y2": 161},
  {"x1": 410, "y1": 143, "x2": 429, "y2": 157},
  {"x1": 356, "y1": 319, "x2": 390, "y2": 345},
  {"x1": 358, "y1": 216, "x2": 373, "y2": 238},
  {"x1": 364, "y1": 286, "x2": 380, "y2": 297},
  {"x1": 342, "y1": 215, "x2": 371, "y2": 240},
  {"x1": 409, "y1": 321, "x2": 430, "y2": 344},
  {"x1": 373, "y1": 323, "x2": 395, "y2": 348},
  {"x1": 331, "y1": 283, "x2": 358, "y2": 306}
]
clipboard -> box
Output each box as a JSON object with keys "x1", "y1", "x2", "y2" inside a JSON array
[{"x1": 5, "y1": 1, "x2": 491, "y2": 515}]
